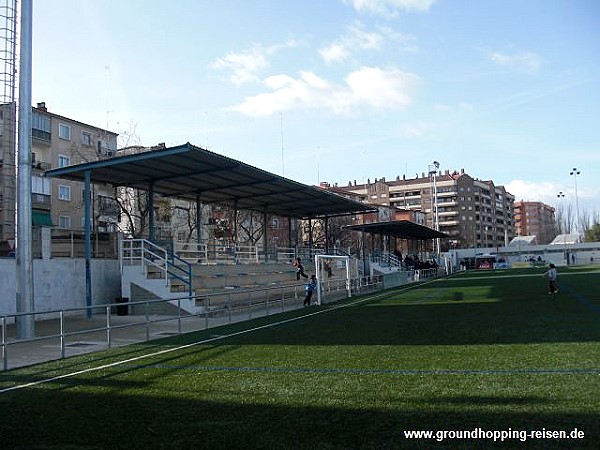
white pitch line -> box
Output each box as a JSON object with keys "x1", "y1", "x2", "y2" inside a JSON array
[
  {"x1": 1, "y1": 286, "x2": 419, "y2": 395},
  {"x1": 452, "y1": 270, "x2": 599, "y2": 282}
]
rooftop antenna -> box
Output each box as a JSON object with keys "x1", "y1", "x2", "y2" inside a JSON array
[
  {"x1": 280, "y1": 112, "x2": 284, "y2": 176},
  {"x1": 104, "y1": 65, "x2": 111, "y2": 129},
  {"x1": 204, "y1": 110, "x2": 209, "y2": 149},
  {"x1": 317, "y1": 145, "x2": 320, "y2": 185}
]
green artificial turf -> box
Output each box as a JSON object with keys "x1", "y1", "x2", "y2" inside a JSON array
[{"x1": 1, "y1": 266, "x2": 599, "y2": 449}]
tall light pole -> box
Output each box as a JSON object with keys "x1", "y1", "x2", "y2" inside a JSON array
[
  {"x1": 570, "y1": 168, "x2": 580, "y2": 234},
  {"x1": 556, "y1": 191, "x2": 565, "y2": 234},
  {"x1": 557, "y1": 191, "x2": 567, "y2": 264},
  {"x1": 16, "y1": 0, "x2": 35, "y2": 339},
  {"x1": 428, "y1": 161, "x2": 440, "y2": 254}
]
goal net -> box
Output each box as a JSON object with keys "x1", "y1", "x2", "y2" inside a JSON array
[{"x1": 314, "y1": 254, "x2": 353, "y2": 305}]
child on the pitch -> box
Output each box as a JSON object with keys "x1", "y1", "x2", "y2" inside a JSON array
[
  {"x1": 542, "y1": 263, "x2": 558, "y2": 294},
  {"x1": 304, "y1": 275, "x2": 317, "y2": 306}
]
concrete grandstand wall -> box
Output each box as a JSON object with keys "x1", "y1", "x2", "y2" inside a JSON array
[{"x1": 0, "y1": 258, "x2": 120, "y2": 315}]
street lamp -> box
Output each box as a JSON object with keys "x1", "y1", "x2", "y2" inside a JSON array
[{"x1": 569, "y1": 168, "x2": 580, "y2": 234}]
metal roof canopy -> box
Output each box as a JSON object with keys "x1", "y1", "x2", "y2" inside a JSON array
[
  {"x1": 44, "y1": 142, "x2": 375, "y2": 219},
  {"x1": 344, "y1": 220, "x2": 449, "y2": 240}
]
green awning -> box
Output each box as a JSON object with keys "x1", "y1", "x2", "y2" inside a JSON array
[{"x1": 32, "y1": 210, "x2": 54, "y2": 227}]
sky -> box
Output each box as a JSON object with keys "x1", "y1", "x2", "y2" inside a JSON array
[{"x1": 31, "y1": 0, "x2": 600, "y2": 216}]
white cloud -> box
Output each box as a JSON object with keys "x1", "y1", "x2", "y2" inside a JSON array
[
  {"x1": 399, "y1": 122, "x2": 430, "y2": 138},
  {"x1": 505, "y1": 179, "x2": 600, "y2": 216},
  {"x1": 320, "y1": 42, "x2": 351, "y2": 64},
  {"x1": 505, "y1": 180, "x2": 560, "y2": 203},
  {"x1": 320, "y1": 23, "x2": 417, "y2": 64},
  {"x1": 211, "y1": 46, "x2": 268, "y2": 85},
  {"x1": 346, "y1": 67, "x2": 418, "y2": 108},
  {"x1": 434, "y1": 102, "x2": 474, "y2": 112},
  {"x1": 231, "y1": 66, "x2": 421, "y2": 116},
  {"x1": 488, "y1": 51, "x2": 543, "y2": 72},
  {"x1": 346, "y1": 0, "x2": 436, "y2": 16},
  {"x1": 211, "y1": 39, "x2": 300, "y2": 86}
]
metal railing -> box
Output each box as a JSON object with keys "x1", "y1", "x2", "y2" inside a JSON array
[
  {"x1": 172, "y1": 240, "x2": 260, "y2": 265},
  {"x1": 372, "y1": 252, "x2": 404, "y2": 270},
  {"x1": 121, "y1": 239, "x2": 192, "y2": 295},
  {"x1": 170, "y1": 241, "x2": 348, "y2": 266},
  {"x1": 30, "y1": 229, "x2": 119, "y2": 259},
  {"x1": 1, "y1": 276, "x2": 385, "y2": 371}
]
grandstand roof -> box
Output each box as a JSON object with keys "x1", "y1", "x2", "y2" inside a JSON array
[
  {"x1": 508, "y1": 235, "x2": 537, "y2": 246},
  {"x1": 343, "y1": 220, "x2": 449, "y2": 240},
  {"x1": 549, "y1": 234, "x2": 581, "y2": 245},
  {"x1": 44, "y1": 142, "x2": 375, "y2": 219}
]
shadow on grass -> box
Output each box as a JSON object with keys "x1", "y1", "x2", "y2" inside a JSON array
[
  {"x1": 0, "y1": 343, "x2": 242, "y2": 391},
  {"x1": 0, "y1": 387, "x2": 597, "y2": 450},
  {"x1": 203, "y1": 300, "x2": 600, "y2": 346}
]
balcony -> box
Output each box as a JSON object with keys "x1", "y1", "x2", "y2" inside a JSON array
[
  {"x1": 437, "y1": 200, "x2": 457, "y2": 207},
  {"x1": 438, "y1": 210, "x2": 458, "y2": 217},
  {"x1": 32, "y1": 128, "x2": 51, "y2": 143},
  {"x1": 98, "y1": 197, "x2": 120, "y2": 216},
  {"x1": 32, "y1": 193, "x2": 51, "y2": 211},
  {"x1": 439, "y1": 220, "x2": 459, "y2": 226},
  {"x1": 32, "y1": 161, "x2": 52, "y2": 171}
]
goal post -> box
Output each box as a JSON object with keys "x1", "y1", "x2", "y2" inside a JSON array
[{"x1": 314, "y1": 254, "x2": 352, "y2": 305}]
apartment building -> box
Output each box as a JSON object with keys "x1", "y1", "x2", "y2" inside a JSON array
[
  {"x1": 514, "y1": 200, "x2": 556, "y2": 244},
  {"x1": 325, "y1": 169, "x2": 515, "y2": 250},
  {"x1": 0, "y1": 102, "x2": 119, "y2": 245}
]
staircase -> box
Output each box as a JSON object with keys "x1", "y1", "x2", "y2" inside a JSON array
[
  {"x1": 370, "y1": 252, "x2": 403, "y2": 275},
  {"x1": 120, "y1": 239, "x2": 195, "y2": 313}
]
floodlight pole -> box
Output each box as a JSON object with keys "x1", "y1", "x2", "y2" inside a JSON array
[
  {"x1": 557, "y1": 191, "x2": 567, "y2": 264},
  {"x1": 428, "y1": 161, "x2": 440, "y2": 255},
  {"x1": 15, "y1": 0, "x2": 34, "y2": 339},
  {"x1": 569, "y1": 168, "x2": 580, "y2": 235},
  {"x1": 84, "y1": 171, "x2": 92, "y2": 318}
]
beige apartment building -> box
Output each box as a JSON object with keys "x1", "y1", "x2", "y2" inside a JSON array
[
  {"x1": 514, "y1": 200, "x2": 556, "y2": 245},
  {"x1": 326, "y1": 169, "x2": 515, "y2": 250},
  {"x1": 0, "y1": 102, "x2": 119, "y2": 247}
]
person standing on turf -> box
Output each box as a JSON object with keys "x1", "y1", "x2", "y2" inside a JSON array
[
  {"x1": 542, "y1": 263, "x2": 558, "y2": 294},
  {"x1": 304, "y1": 275, "x2": 317, "y2": 306},
  {"x1": 294, "y1": 257, "x2": 308, "y2": 280}
]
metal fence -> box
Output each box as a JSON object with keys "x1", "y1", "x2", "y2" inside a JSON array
[
  {"x1": 30, "y1": 228, "x2": 120, "y2": 259},
  {"x1": 1, "y1": 275, "x2": 384, "y2": 371}
]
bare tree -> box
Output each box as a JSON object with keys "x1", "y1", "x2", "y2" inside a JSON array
[
  {"x1": 555, "y1": 202, "x2": 575, "y2": 235},
  {"x1": 116, "y1": 187, "x2": 151, "y2": 238},
  {"x1": 238, "y1": 210, "x2": 265, "y2": 245},
  {"x1": 118, "y1": 120, "x2": 141, "y2": 149}
]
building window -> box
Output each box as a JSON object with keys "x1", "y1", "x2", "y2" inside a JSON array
[
  {"x1": 32, "y1": 112, "x2": 51, "y2": 132},
  {"x1": 58, "y1": 123, "x2": 71, "y2": 140},
  {"x1": 32, "y1": 112, "x2": 52, "y2": 141},
  {"x1": 82, "y1": 131, "x2": 92, "y2": 146},
  {"x1": 58, "y1": 154, "x2": 70, "y2": 168},
  {"x1": 58, "y1": 185, "x2": 71, "y2": 201},
  {"x1": 59, "y1": 215, "x2": 71, "y2": 229},
  {"x1": 32, "y1": 176, "x2": 51, "y2": 194}
]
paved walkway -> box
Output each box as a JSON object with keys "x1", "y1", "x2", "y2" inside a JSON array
[{"x1": 1, "y1": 299, "x2": 306, "y2": 371}]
